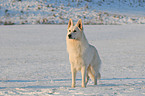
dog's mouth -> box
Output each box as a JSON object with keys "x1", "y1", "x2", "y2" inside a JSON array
[
  {"x1": 68, "y1": 37, "x2": 73, "y2": 39},
  {"x1": 69, "y1": 37, "x2": 75, "y2": 39}
]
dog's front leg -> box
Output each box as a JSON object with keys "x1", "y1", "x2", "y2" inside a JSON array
[
  {"x1": 71, "y1": 67, "x2": 76, "y2": 88},
  {"x1": 81, "y1": 66, "x2": 86, "y2": 88}
]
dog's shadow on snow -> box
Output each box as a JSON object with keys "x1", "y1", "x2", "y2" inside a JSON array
[
  {"x1": 0, "y1": 78, "x2": 145, "y2": 89},
  {"x1": 52, "y1": 78, "x2": 145, "y2": 87},
  {"x1": 97, "y1": 78, "x2": 145, "y2": 87}
]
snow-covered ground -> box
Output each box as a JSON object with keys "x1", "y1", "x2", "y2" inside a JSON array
[
  {"x1": 0, "y1": 0, "x2": 145, "y2": 25},
  {"x1": 0, "y1": 25, "x2": 145, "y2": 95}
]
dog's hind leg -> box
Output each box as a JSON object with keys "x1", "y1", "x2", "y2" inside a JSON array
[
  {"x1": 94, "y1": 73, "x2": 99, "y2": 85},
  {"x1": 94, "y1": 72, "x2": 101, "y2": 85},
  {"x1": 92, "y1": 68, "x2": 101, "y2": 85},
  {"x1": 85, "y1": 74, "x2": 89, "y2": 84},
  {"x1": 89, "y1": 65, "x2": 100, "y2": 85},
  {"x1": 87, "y1": 65, "x2": 96, "y2": 84},
  {"x1": 85, "y1": 67, "x2": 90, "y2": 84}
]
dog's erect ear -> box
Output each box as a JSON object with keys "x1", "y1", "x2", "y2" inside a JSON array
[
  {"x1": 76, "y1": 19, "x2": 83, "y2": 30},
  {"x1": 68, "y1": 18, "x2": 73, "y2": 29}
]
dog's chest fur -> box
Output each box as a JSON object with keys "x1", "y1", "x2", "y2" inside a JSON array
[{"x1": 67, "y1": 39, "x2": 88, "y2": 70}]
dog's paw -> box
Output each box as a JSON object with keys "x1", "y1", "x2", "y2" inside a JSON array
[
  {"x1": 81, "y1": 85, "x2": 86, "y2": 88},
  {"x1": 71, "y1": 85, "x2": 75, "y2": 88}
]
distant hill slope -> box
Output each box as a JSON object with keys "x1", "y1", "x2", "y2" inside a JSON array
[{"x1": 0, "y1": 0, "x2": 145, "y2": 25}]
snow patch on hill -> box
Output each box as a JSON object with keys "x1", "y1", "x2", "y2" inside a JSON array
[{"x1": 0, "y1": 0, "x2": 145, "y2": 25}]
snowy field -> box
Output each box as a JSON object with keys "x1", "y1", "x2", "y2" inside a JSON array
[{"x1": 0, "y1": 24, "x2": 145, "y2": 95}]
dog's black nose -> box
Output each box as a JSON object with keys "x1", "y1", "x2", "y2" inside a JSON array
[{"x1": 68, "y1": 34, "x2": 72, "y2": 38}]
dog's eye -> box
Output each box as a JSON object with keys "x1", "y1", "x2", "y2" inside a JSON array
[
  {"x1": 69, "y1": 30, "x2": 71, "y2": 32},
  {"x1": 73, "y1": 30, "x2": 76, "y2": 32}
]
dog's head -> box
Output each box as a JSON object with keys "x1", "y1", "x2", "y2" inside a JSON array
[{"x1": 67, "y1": 19, "x2": 83, "y2": 40}]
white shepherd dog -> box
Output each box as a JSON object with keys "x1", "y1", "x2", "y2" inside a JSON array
[{"x1": 66, "y1": 19, "x2": 101, "y2": 88}]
